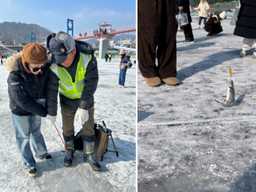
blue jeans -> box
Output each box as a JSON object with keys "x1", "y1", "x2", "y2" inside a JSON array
[
  {"x1": 11, "y1": 114, "x2": 48, "y2": 168},
  {"x1": 119, "y1": 68, "x2": 127, "y2": 86}
]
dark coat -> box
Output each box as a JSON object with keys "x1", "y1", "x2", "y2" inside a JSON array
[
  {"x1": 120, "y1": 54, "x2": 132, "y2": 69},
  {"x1": 56, "y1": 41, "x2": 99, "y2": 110},
  {"x1": 176, "y1": 0, "x2": 192, "y2": 23},
  {"x1": 5, "y1": 53, "x2": 58, "y2": 116},
  {"x1": 234, "y1": 0, "x2": 256, "y2": 39},
  {"x1": 205, "y1": 15, "x2": 223, "y2": 35}
]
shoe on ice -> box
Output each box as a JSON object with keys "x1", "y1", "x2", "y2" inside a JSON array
[
  {"x1": 185, "y1": 38, "x2": 194, "y2": 42},
  {"x1": 39, "y1": 153, "x2": 52, "y2": 160},
  {"x1": 87, "y1": 154, "x2": 101, "y2": 171},
  {"x1": 240, "y1": 49, "x2": 248, "y2": 57},
  {"x1": 144, "y1": 77, "x2": 161, "y2": 87},
  {"x1": 253, "y1": 52, "x2": 256, "y2": 58},
  {"x1": 64, "y1": 150, "x2": 74, "y2": 167},
  {"x1": 64, "y1": 139, "x2": 74, "y2": 167},
  {"x1": 162, "y1": 77, "x2": 181, "y2": 86},
  {"x1": 83, "y1": 141, "x2": 101, "y2": 171},
  {"x1": 28, "y1": 167, "x2": 37, "y2": 177}
]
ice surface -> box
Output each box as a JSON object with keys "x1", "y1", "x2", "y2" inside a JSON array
[{"x1": 138, "y1": 18, "x2": 256, "y2": 192}]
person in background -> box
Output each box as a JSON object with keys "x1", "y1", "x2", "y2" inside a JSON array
[
  {"x1": 234, "y1": 0, "x2": 256, "y2": 57},
  {"x1": 4, "y1": 43, "x2": 58, "y2": 177},
  {"x1": 204, "y1": 13, "x2": 223, "y2": 36},
  {"x1": 118, "y1": 51, "x2": 132, "y2": 88},
  {"x1": 194, "y1": 0, "x2": 210, "y2": 29},
  {"x1": 104, "y1": 53, "x2": 109, "y2": 63},
  {"x1": 176, "y1": 0, "x2": 194, "y2": 42},
  {"x1": 108, "y1": 52, "x2": 112, "y2": 63}
]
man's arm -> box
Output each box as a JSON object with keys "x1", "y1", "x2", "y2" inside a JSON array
[{"x1": 46, "y1": 69, "x2": 59, "y2": 116}]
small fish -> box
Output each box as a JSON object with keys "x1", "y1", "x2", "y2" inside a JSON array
[
  {"x1": 224, "y1": 79, "x2": 235, "y2": 106},
  {"x1": 215, "y1": 66, "x2": 236, "y2": 107}
]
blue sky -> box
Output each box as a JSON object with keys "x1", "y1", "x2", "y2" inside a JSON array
[{"x1": 0, "y1": 0, "x2": 135, "y2": 35}]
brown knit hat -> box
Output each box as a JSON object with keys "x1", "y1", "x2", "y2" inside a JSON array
[{"x1": 21, "y1": 43, "x2": 47, "y2": 65}]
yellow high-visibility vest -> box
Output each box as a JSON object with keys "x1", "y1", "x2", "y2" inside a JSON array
[{"x1": 50, "y1": 54, "x2": 92, "y2": 99}]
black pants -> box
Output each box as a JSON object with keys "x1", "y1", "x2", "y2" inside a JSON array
[
  {"x1": 181, "y1": 23, "x2": 194, "y2": 41},
  {"x1": 138, "y1": 0, "x2": 177, "y2": 78},
  {"x1": 199, "y1": 16, "x2": 207, "y2": 26}
]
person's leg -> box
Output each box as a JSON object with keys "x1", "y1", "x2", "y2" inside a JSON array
[
  {"x1": 81, "y1": 107, "x2": 101, "y2": 171},
  {"x1": 123, "y1": 68, "x2": 127, "y2": 86},
  {"x1": 120, "y1": 68, "x2": 127, "y2": 86},
  {"x1": 11, "y1": 114, "x2": 36, "y2": 169},
  {"x1": 61, "y1": 104, "x2": 76, "y2": 137},
  {"x1": 119, "y1": 69, "x2": 123, "y2": 86},
  {"x1": 30, "y1": 115, "x2": 48, "y2": 158},
  {"x1": 81, "y1": 107, "x2": 95, "y2": 143},
  {"x1": 203, "y1": 17, "x2": 207, "y2": 25},
  {"x1": 157, "y1": 0, "x2": 179, "y2": 85},
  {"x1": 199, "y1": 17, "x2": 202, "y2": 27},
  {"x1": 241, "y1": 38, "x2": 254, "y2": 57},
  {"x1": 183, "y1": 23, "x2": 194, "y2": 41},
  {"x1": 138, "y1": 0, "x2": 159, "y2": 78},
  {"x1": 118, "y1": 69, "x2": 122, "y2": 85},
  {"x1": 61, "y1": 103, "x2": 76, "y2": 167}
]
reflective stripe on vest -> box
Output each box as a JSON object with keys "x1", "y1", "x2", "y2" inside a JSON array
[{"x1": 50, "y1": 54, "x2": 92, "y2": 99}]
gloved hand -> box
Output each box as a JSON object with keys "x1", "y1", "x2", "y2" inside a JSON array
[
  {"x1": 75, "y1": 108, "x2": 89, "y2": 125},
  {"x1": 46, "y1": 115, "x2": 57, "y2": 124}
]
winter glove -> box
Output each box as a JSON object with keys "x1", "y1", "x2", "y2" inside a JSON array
[
  {"x1": 46, "y1": 115, "x2": 57, "y2": 124},
  {"x1": 75, "y1": 108, "x2": 89, "y2": 125}
]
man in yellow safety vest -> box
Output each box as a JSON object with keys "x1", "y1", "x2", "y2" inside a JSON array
[{"x1": 47, "y1": 31, "x2": 101, "y2": 171}]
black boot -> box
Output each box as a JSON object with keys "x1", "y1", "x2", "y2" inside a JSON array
[
  {"x1": 84, "y1": 141, "x2": 101, "y2": 171},
  {"x1": 87, "y1": 154, "x2": 101, "y2": 171},
  {"x1": 64, "y1": 140, "x2": 74, "y2": 167},
  {"x1": 28, "y1": 167, "x2": 37, "y2": 177}
]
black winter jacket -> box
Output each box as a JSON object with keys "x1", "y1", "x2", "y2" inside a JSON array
[
  {"x1": 234, "y1": 0, "x2": 256, "y2": 39},
  {"x1": 5, "y1": 53, "x2": 58, "y2": 116}
]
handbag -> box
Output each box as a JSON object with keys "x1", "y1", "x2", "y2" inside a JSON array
[{"x1": 176, "y1": 11, "x2": 189, "y2": 27}]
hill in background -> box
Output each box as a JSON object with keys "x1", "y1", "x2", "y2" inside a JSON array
[{"x1": 0, "y1": 22, "x2": 52, "y2": 45}]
